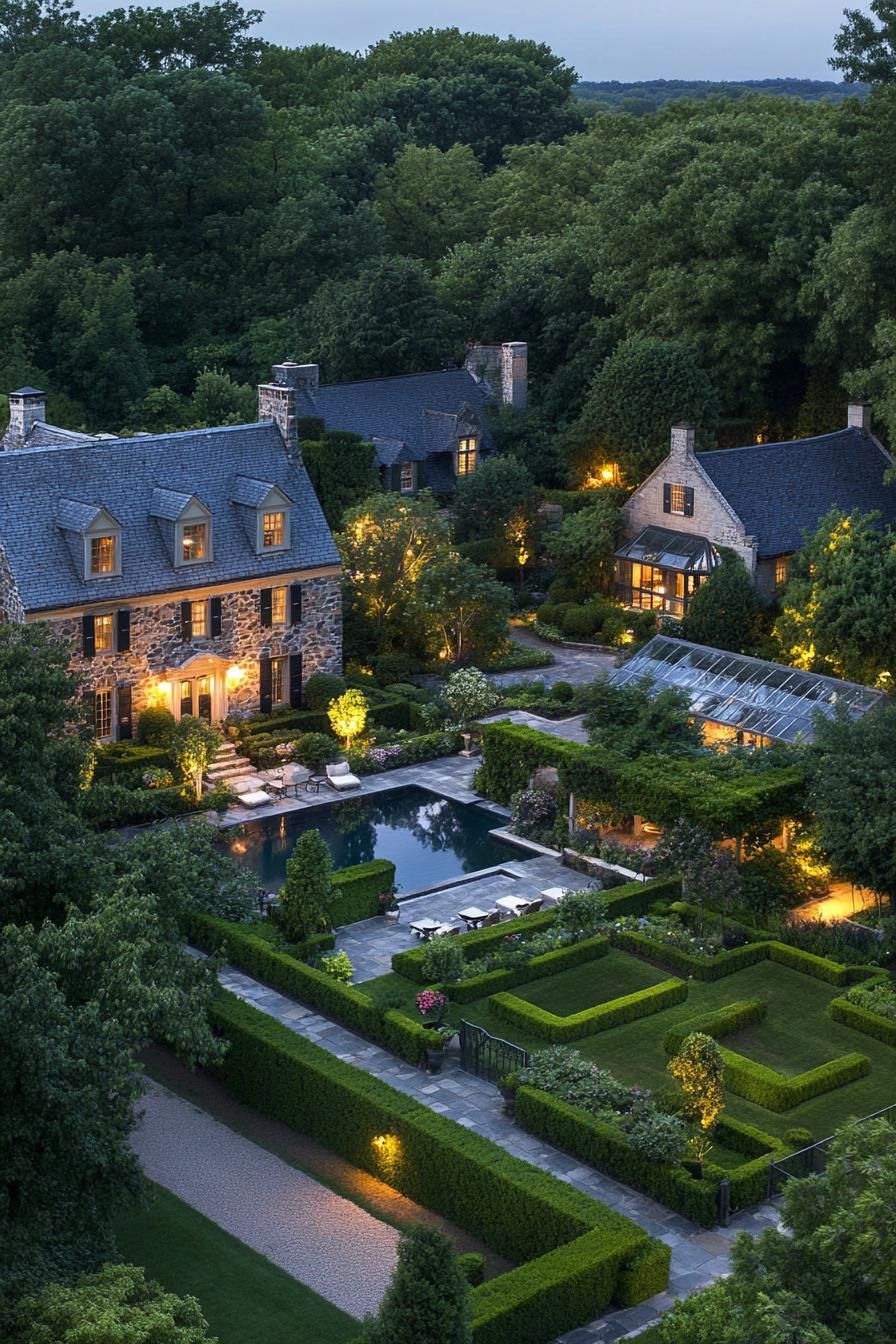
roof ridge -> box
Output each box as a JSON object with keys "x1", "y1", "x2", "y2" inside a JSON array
[
  {"x1": 699, "y1": 428, "x2": 858, "y2": 458},
  {"x1": 319, "y1": 367, "x2": 474, "y2": 391}
]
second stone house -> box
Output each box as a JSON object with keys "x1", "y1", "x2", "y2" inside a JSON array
[
  {"x1": 0, "y1": 365, "x2": 342, "y2": 742},
  {"x1": 615, "y1": 405, "x2": 896, "y2": 617}
]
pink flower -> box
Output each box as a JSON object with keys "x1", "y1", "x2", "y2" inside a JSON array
[{"x1": 416, "y1": 989, "x2": 447, "y2": 1019}]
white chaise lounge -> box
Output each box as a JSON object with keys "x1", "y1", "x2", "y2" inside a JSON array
[
  {"x1": 231, "y1": 776, "x2": 272, "y2": 808},
  {"x1": 326, "y1": 761, "x2": 361, "y2": 791}
]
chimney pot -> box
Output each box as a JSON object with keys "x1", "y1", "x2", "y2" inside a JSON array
[{"x1": 847, "y1": 402, "x2": 872, "y2": 434}]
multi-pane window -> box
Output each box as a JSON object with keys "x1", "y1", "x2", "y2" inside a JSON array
[
  {"x1": 190, "y1": 599, "x2": 208, "y2": 638},
  {"x1": 94, "y1": 687, "x2": 113, "y2": 739},
  {"x1": 271, "y1": 586, "x2": 287, "y2": 625},
  {"x1": 456, "y1": 438, "x2": 478, "y2": 476},
  {"x1": 94, "y1": 613, "x2": 114, "y2": 652},
  {"x1": 400, "y1": 462, "x2": 415, "y2": 492},
  {"x1": 91, "y1": 535, "x2": 117, "y2": 575},
  {"x1": 775, "y1": 556, "x2": 790, "y2": 587},
  {"x1": 263, "y1": 511, "x2": 285, "y2": 547},
  {"x1": 181, "y1": 522, "x2": 207, "y2": 563},
  {"x1": 669, "y1": 484, "x2": 687, "y2": 515},
  {"x1": 270, "y1": 655, "x2": 287, "y2": 705}
]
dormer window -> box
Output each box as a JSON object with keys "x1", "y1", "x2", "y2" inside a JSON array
[
  {"x1": 91, "y1": 535, "x2": 117, "y2": 575},
  {"x1": 181, "y1": 522, "x2": 208, "y2": 563},
  {"x1": 263, "y1": 511, "x2": 285, "y2": 548}
]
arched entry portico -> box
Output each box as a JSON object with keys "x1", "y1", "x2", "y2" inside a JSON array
[{"x1": 164, "y1": 653, "x2": 234, "y2": 723}]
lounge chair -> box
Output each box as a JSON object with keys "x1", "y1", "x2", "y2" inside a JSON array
[
  {"x1": 518, "y1": 898, "x2": 543, "y2": 917},
  {"x1": 231, "y1": 776, "x2": 272, "y2": 808},
  {"x1": 482, "y1": 910, "x2": 501, "y2": 926},
  {"x1": 326, "y1": 761, "x2": 361, "y2": 791},
  {"x1": 436, "y1": 924, "x2": 461, "y2": 936}
]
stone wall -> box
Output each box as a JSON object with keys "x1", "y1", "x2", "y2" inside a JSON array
[
  {"x1": 0, "y1": 544, "x2": 25, "y2": 622},
  {"x1": 623, "y1": 428, "x2": 758, "y2": 577},
  {"x1": 41, "y1": 573, "x2": 342, "y2": 728}
]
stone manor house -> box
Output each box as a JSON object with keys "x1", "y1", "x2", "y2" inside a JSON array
[
  {"x1": 615, "y1": 404, "x2": 896, "y2": 617},
  {"x1": 0, "y1": 365, "x2": 342, "y2": 742}
]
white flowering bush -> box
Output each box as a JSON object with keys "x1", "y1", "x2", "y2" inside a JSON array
[{"x1": 443, "y1": 667, "x2": 498, "y2": 729}]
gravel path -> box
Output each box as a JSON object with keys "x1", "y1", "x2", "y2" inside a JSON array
[{"x1": 132, "y1": 1083, "x2": 399, "y2": 1319}]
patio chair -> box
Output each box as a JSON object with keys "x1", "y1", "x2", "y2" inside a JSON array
[
  {"x1": 326, "y1": 761, "x2": 361, "y2": 791},
  {"x1": 231, "y1": 777, "x2": 271, "y2": 808},
  {"x1": 518, "y1": 898, "x2": 543, "y2": 917}
]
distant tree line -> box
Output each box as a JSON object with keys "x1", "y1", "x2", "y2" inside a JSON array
[{"x1": 575, "y1": 77, "x2": 870, "y2": 117}]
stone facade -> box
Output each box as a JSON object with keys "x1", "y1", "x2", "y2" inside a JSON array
[
  {"x1": 41, "y1": 572, "x2": 341, "y2": 735},
  {"x1": 0, "y1": 544, "x2": 25, "y2": 623},
  {"x1": 623, "y1": 424, "x2": 757, "y2": 576},
  {"x1": 463, "y1": 342, "x2": 528, "y2": 409}
]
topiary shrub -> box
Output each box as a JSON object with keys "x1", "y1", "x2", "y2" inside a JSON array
[
  {"x1": 279, "y1": 830, "x2": 334, "y2": 941},
  {"x1": 135, "y1": 705, "x2": 176, "y2": 747},
  {"x1": 303, "y1": 671, "x2": 346, "y2": 711},
  {"x1": 373, "y1": 650, "x2": 416, "y2": 685},
  {"x1": 560, "y1": 605, "x2": 598, "y2": 640},
  {"x1": 292, "y1": 732, "x2": 338, "y2": 772},
  {"x1": 456, "y1": 1252, "x2": 485, "y2": 1287},
  {"x1": 784, "y1": 1127, "x2": 813, "y2": 1149},
  {"x1": 550, "y1": 681, "x2": 575, "y2": 703}
]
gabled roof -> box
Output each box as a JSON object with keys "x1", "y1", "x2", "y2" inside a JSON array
[
  {"x1": 0, "y1": 422, "x2": 339, "y2": 611},
  {"x1": 615, "y1": 526, "x2": 719, "y2": 574},
  {"x1": 697, "y1": 429, "x2": 896, "y2": 556},
  {"x1": 149, "y1": 487, "x2": 206, "y2": 521},
  {"x1": 230, "y1": 475, "x2": 293, "y2": 508},
  {"x1": 57, "y1": 499, "x2": 119, "y2": 533},
  {"x1": 297, "y1": 368, "x2": 495, "y2": 460}
]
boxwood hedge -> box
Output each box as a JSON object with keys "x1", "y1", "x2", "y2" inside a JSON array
[
  {"x1": 492, "y1": 978, "x2": 688, "y2": 1044},
  {"x1": 210, "y1": 993, "x2": 669, "y2": 1343},
  {"x1": 447, "y1": 937, "x2": 610, "y2": 1005},
  {"x1": 712, "y1": 1047, "x2": 870, "y2": 1112},
  {"x1": 662, "y1": 999, "x2": 768, "y2": 1053},
  {"x1": 330, "y1": 859, "x2": 396, "y2": 926},
  {"x1": 829, "y1": 995, "x2": 896, "y2": 1048}
]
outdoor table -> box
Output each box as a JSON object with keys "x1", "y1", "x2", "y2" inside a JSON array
[
  {"x1": 267, "y1": 772, "x2": 288, "y2": 798},
  {"x1": 495, "y1": 895, "x2": 529, "y2": 917},
  {"x1": 457, "y1": 906, "x2": 491, "y2": 930},
  {"x1": 410, "y1": 918, "x2": 443, "y2": 941},
  {"x1": 304, "y1": 775, "x2": 326, "y2": 794}
]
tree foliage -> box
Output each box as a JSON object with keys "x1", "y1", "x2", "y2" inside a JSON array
[
  {"x1": 360, "y1": 1225, "x2": 472, "y2": 1344},
  {"x1": 546, "y1": 495, "x2": 624, "y2": 598},
  {"x1": 832, "y1": 1, "x2": 896, "y2": 84},
  {"x1": 279, "y1": 829, "x2": 334, "y2": 941},
  {"x1": 682, "y1": 549, "x2": 760, "y2": 654},
  {"x1": 10, "y1": 1263, "x2": 216, "y2": 1343}
]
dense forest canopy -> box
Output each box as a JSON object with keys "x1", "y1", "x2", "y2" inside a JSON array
[
  {"x1": 575, "y1": 78, "x2": 870, "y2": 115},
  {"x1": 1, "y1": 0, "x2": 896, "y2": 482}
]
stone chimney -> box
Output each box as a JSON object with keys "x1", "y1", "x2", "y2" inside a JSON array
[
  {"x1": 847, "y1": 402, "x2": 871, "y2": 434},
  {"x1": 464, "y1": 342, "x2": 528, "y2": 409},
  {"x1": 669, "y1": 422, "x2": 696, "y2": 459},
  {"x1": 257, "y1": 362, "x2": 319, "y2": 456},
  {"x1": 5, "y1": 387, "x2": 46, "y2": 449}
]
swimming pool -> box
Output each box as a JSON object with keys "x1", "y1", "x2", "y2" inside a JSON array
[{"x1": 224, "y1": 786, "x2": 515, "y2": 894}]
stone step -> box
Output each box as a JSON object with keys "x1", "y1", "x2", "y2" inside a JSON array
[
  {"x1": 205, "y1": 759, "x2": 254, "y2": 782},
  {"x1": 210, "y1": 741, "x2": 239, "y2": 760}
]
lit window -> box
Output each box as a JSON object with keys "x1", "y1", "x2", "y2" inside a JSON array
[
  {"x1": 182, "y1": 522, "x2": 207, "y2": 563},
  {"x1": 191, "y1": 600, "x2": 207, "y2": 638},
  {"x1": 94, "y1": 687, "x2": 112, "y2": 739},
  {"x1": 271, "y1": 586, "x2": 287, "y2": 625},
  {"x1": 91, "y1": 535, "x2": 117, "y2": 575},
  {"x1": 263, "y1": 511, "x2": 285, "y2": 547},
  {"x1": 669, "y1": 484, "x2": 687, "y2": 515},
  {"x1": 94, "y1": 613, "x2": 114, "y2": 652},
  {"x1": 400, "y1": 462, "x2": 415, "y2": 492},
  {"x1": 271, "y1": 655, "x2": 287, "y2": 705},
  {"x1": 775, "y1": 556, "x2": 790, "y2": 587},
  {"x1": 456, "y1": 438, "x2": 477, "y2": 476}
]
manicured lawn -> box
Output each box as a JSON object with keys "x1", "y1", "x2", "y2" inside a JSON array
[
  {"x1": 114, "y1": 1184, "x2": 359, "y2": 1344},
  {"x1": 370, "y1": 950, "x2": 896, "y2": 1144}
]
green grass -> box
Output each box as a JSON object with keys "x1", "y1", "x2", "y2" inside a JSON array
[
  {"x1": 114, "y1": 1184, "x2": 359, "y2": 1344},
  {"x1": 514, "y1": 950, "x2": 670, "y2": 1014}
]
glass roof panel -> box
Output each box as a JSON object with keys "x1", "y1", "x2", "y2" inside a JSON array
[{"x1": 608, "y1": 636, "x2": 886, "y2": 743}]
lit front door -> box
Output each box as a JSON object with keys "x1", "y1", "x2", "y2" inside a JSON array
[
  {"x1": 179, "y1": 679, "x2": 194, "y2": 717},
  {"x1": 196, "y1": 675, "x2": 212, "y2": 721}
]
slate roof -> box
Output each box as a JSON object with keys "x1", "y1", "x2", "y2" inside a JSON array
[
  {"x1": 0, "y1": 422, "x2": 339, "y2": 612},
  {"x1": 697, "y1": 429, "x2": 896, "y2": 556},
  {"x1": 297, "y1": 368, "x2": 495, "y2": 469}
]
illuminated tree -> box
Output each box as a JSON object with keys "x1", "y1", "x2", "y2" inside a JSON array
[
  {"x1": 443, "y1": 667, "x2": 498, "y2": 729},
  {"x1": 168, "y1": 715, "x2": 220, "y2": 800},
  {"x1": 417, "y1": 556, "x2": 512, "y2": 666},
  {"x1": 327, "y1": 689, "x2": 368, "y2": 748},
  {"x1": 668, "y1": 1031, "x2": 725, "y2": 1163}
]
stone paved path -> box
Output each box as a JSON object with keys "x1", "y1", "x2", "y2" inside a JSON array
[
  {"x1": 491, "y1": 627, "x2": 617, "y2": 688},
  {"x1": 132, "y1": 1082, "x2": 399, "y2": 1319},
  {"x1": 213, "y1": 962, "x2": 782, "y2": 1342}
]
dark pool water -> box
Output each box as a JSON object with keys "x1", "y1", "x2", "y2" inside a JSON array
[{"x1": 224, "y1": 786, "x2": 514, "y2": 893}]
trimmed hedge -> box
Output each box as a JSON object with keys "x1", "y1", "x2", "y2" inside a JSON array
[
  {"x1": 515, "y1": 1086, "x2": 783, "y2": 1227},
  {"x1": 94, "y1": 742, "x2": 172, "y2": 780},
  {"x1": 662, "y1": 999, "x2": 767, "y2": 1053},
  {"x1": 474, "y1": 722, "x2": 585, "y2": 805},
  {"x1": 492, "y1": 978, "x2": 687, "y2": 1044},
  {"x1": 713, "y1": 1047, "x2": 870, "y2": 1112},
  {"x1": 211, "y1": 993, "x2": 667, "y2": 1343},
  {"x1": 185, "y1": 912, "x2": 438, "y2": 1066},
  {"x1": 766, "y1": 942, "x2": 855, "y2": 986},
  {"x1": 448, "y1": 937, "x2": 610, "y2": 1005},
  {"x1": 330, "y1": 859, "x2": 396, "y2": 926},
  {"x1": 829, "y1": 995, "x2": 896, "y2": 1048},
  {"x1": 610, "y1": 930, "x2": 769, "y2": 981}
]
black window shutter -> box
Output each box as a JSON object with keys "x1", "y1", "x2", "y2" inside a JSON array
[
  {"x1": 259, "y1": 655, "x2": 273, "y2": 715},
  {"x1": 289, "y1": 653, "x2": 303, "y2": 708},
  {"x1": 684, "y1": 486, "x2": 695, "y2": 517},
  {"x1": 116, "y1": 608, "x2": 130, "y2": 652},
  {"x1": 290, "y1": 583, "x2": 302, "y2": 625},
  {"x1": 390, "y1": 465, "x2": 402, "y2": 492},
  {"x1": 117, "y1": 684, "x2": 132, "y2": 740},
  {"x1": 259, "y1": 588, "x2": 272, "y2": 628},
  {"x1": 82, "y1": 613, "x2": 95, "y2": 658},
  {"x1": 210, "y1": 596, "x2": 222, "y2": 636},
  {"x1": 180, "y1": 600, "x2": 192, "y2": 641},
  {"x1": 662, "y1": 483, "x2": 671, "y2": 514}
]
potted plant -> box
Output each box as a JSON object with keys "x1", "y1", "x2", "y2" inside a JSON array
[
  {"x1": 416, "y1": 989, "x2": 450, "y2": 1072},
  {"x1": 497, "y1": 1071, "x2": 518, "y2": 1115},
  {"x1": 379, "y1": 888, "x2": 400, "y2": 924}
]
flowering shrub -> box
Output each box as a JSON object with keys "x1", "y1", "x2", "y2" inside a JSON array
[
  {"x1": 520, "y1": 1046, "x2": 687, "y2": 1164},
  {"x1": 142, "y1": 766, "x2": 175, "y2": 789},
  {"x1": 600, "y1": 913, "x2": 725, "y2": 959},
  {"x1": 511, "y1": 787, "x2": 559, "y2": 846},
  {"x1": 416, "y1": 989, "x2": 447, "y2": 1025},
  {"x1": 367, "y1": 744, "x2": 404, "y2": 767},
  {"x1": 845, "y1": 980, "x2": 896, "y2": 1021},
  {"x1": 274, "y1": 742, "x2": 294, "y2": 761},
  {"x1": 596, "y1": 838, "x2": 657, "y2": 875},
  {"x1": 443, "y1": 666, "x2": 498, "y2": 727}
]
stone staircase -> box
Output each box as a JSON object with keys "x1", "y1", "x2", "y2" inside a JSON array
[{"x1": 204, "y1": 739, "x2": 256, "y2": 791}]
